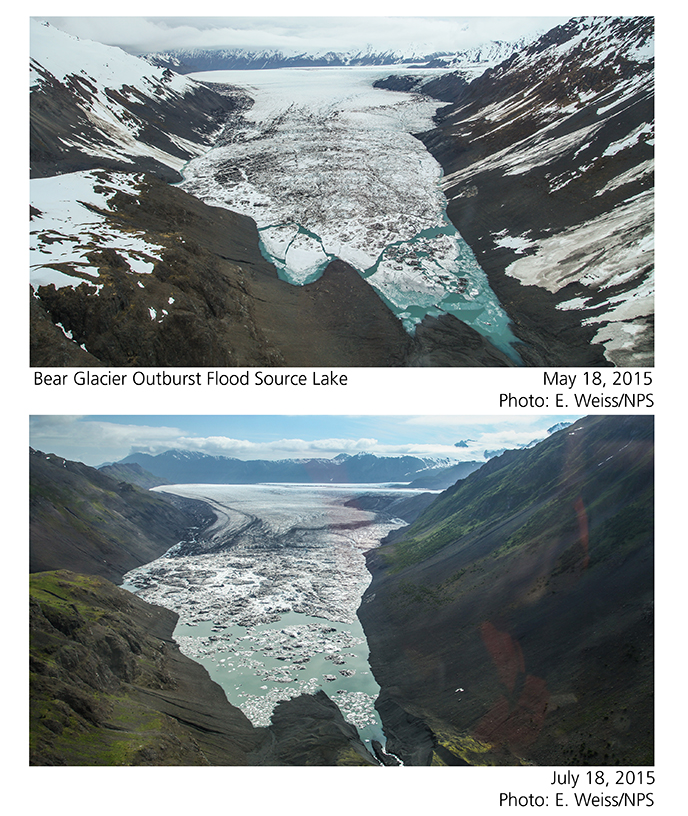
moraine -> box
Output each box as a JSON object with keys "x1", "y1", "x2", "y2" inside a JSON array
[
  {"x1": 122, "y1": 482, "x2": 433, "y2": 749},
  {"x1": 178, "y1": 67, "x2": 521, "y2": 361}
]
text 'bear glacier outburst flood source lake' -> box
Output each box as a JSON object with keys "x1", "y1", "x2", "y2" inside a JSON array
[
  {"x1": 179, "y1": 67, "x2": 521, "y2": 361},
  {"x1": 122, "y1": 482, "x2": 435, "y2": 748}
]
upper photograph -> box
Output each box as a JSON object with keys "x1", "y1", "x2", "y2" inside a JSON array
[{"x1": 30, "y1": 16, "x2": 654, "y2": 368}]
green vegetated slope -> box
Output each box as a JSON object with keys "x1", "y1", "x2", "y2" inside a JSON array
[
  {"x1": 360, "y1": 415, "x2": 653, "y2": 766},
  {"x1": 30, "y1": 571, "x2": 378, "y2": 766},
  {"x1": 30, "y1": 570, "x2": 261, "y2": 765}
]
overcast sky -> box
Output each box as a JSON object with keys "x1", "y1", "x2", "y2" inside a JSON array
[
  {"x1": 29, "y1": 415, "x2": 582, "y2": 467},
  {"x1": 35, "y1": 15, "x2": 571, "y2": 56}
]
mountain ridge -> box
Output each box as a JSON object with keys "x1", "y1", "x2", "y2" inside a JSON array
[
  {"x1": 143, "y1": 36, "x2": 539, "y2": 75},
  {"x1": 30, "y1": 21, "x2": 516, "y2": 369},
  {"x1": 359, "y1": 415, "x2": 654, "y2": 765},
  {"x1": 29, "y1": 450, "x2": 379, "y2": 766},
  {"x1": 413, "y1": 16, "x2": 654, "y2": 366},
  {"x1": 30, "y1": 17, "x2": 653, "y2": 367},
  {"x1": 115, "y1": 448, "x2": 481, "y2": 486}
]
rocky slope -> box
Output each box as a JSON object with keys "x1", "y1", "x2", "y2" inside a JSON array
[
  {"x1": 359, "y1": 415, "x2": 654, "y2": 765},
  {"x1": 413, "y1": 17, "x2": 654, "y2": 366},
  {"x1": 97, "y1": 462, "x2": 171, "y2": 489},
  {"x1": 30, "y1": 570, "x2": 261, "y2": 765},
  {"x1": 30, "y1": 20, "x2": 244, "y2": 182},
  {"x1": 30, "y1": 571, "x2": 377, "y2": 765},
  {"x1": 29, "y1": 171, "x2": 412, "y2": 367},
  {"x1": 30, "y1": 167, "x2": 514, "y2": 368},
  {"x1": 29, "y1": 447, "x2": 213, "y2": 582}
]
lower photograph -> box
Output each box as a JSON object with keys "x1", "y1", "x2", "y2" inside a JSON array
[{"x1": 29, "y1": 414, "x2": 653, "y2": 766}]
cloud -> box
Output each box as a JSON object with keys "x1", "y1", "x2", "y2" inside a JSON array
[
  {"x1": 29, "y1": 415, "x2": 571, "y2": 467},
  {"x1": 36, "y1": 16, "x2": 568, "y2": 56},
  {"x1": 30, "y1": 416, "x2": 184, "y2": 464},
  {"x1": 145, "y1": 435, "x2": 382, "y2": 458}
]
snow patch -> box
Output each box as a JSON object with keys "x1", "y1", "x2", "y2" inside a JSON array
[{"x1": 30, "y1": 170, "x2": 166, "y2": 291}]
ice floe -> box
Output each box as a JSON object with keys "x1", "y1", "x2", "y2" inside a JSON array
[{"x1": 123, "y1": 482, "x2": 419, "y2": 739}]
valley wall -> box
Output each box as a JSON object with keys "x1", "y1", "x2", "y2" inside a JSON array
[
  {"x1": 359, "y1": 416, "x2": 654, "y2": 765},
  {"x1": 411, "y1": 17, "x2": 654, "y2": 366}
]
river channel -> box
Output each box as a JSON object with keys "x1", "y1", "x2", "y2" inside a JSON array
[{"x1": 122, "y1": 482, "x2": 433, "y2": 749}]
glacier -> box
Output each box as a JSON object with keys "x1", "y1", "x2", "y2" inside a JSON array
[
  {"x1": 122, "y1": 481, "x2": 432, "y2": 746},
  {"x1": 178, "y1": 67, "x2": 521, "y2": 358}
]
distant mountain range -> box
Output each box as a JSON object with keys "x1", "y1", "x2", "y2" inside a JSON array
[
  {"x1": 111, "y1": 449, "x2": 483, "y2": 488},
  {"x1": 29, "y1": 447, "x2": 376, "y2": 766},
  {"x1": 30, "y1": 20, "x2": 513, "y2": 369},
  {"x1": 30, "y1": 416, "x2": 654, "y2": 766},
  {"x1": 143, "y1": 37, "x2": 537, "y2": 75}
]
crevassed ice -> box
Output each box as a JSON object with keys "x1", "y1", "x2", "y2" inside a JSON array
[{"x1": 179, "y1": 67, "x2": 520, "y2": 358}]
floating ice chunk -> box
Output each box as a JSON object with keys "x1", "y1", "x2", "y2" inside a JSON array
[
  {"x1": 259, "y1": 224, "x2": 300, "y2": 262},
  {"x1": 282, "y1": 233, "x2": 330, "y2": 284}
]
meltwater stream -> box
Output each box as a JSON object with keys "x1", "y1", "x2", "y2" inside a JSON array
[
  {"x1": 122, "y1": 482, "x2": 431, "y2": 751},
  {"x1": 179, "y1": 67, "x2": 521, "y2": 361}
]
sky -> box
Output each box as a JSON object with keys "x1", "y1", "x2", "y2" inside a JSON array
[
  {"x1": 34, "y1": 15, "x2": 571, "y2": 57},
  {"x1": 29, "y1": 414, "x2": 582, "y2": 467}
]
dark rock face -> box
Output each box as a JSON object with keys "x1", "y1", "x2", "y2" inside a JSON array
[
  {"x1": 373, "y1": 690, "x2": 437, "y2": 766},
  {"x1": 30, "y1": 570, "x2": 380, "y2": 766},
  {"x1": 32, "y1": 172, "x2": 511, "y2": 368},
  {"x1": 250, "y1": 691, "x2": 378, "y2": 766},
  {"x1": 29, "y1": 448, "x2": 208, "y2": 583},
  {"x1": 415, "y1": 17, "x2": 654, "y2": 366},
  {"x1": 30, "y1": 21, "x2": 243, "y2": 182},
  {"x1": 29, "y1": 22, "x2": 521, "y2": 368},
  {"x1": 29, "y1": 449, "x2": 378, "y2": 766},
  {"x1": 359, "y1": 416, "x2": 654, "y2": 765},
  {"x1": 408, "y1": 313, "x2": 516, "y2": 367},
  {"x1": 31, "y1": 174, "x2": 283, "y2": 367},
  {"x1": 375, "y1": 72, "x2": 469, "y2": 103}
]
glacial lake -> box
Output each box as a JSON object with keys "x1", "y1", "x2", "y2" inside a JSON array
[
  {"x1": 123, "y1": 482, "x2": 435, "y2": 751},
  {"x1": 180, "y1": 67, "x2": 521, "y2": 361}
]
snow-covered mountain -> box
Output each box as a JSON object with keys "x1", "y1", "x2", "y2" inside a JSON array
[
  {"x1": 28, "y1": 19, "x2": 520, "y2": 369},
  {"x1": 416, "y1": 16, "x2": 654, "y2": 366},
  {"x1": 144, "y1": 37, "x2": 537, "y2": 76},
  {"x1": 31, "y1": 19, "x2": 244, "y2": 180},
  {"x1": 114, "y1": 449, "x2": 461, "y2": 485}
]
